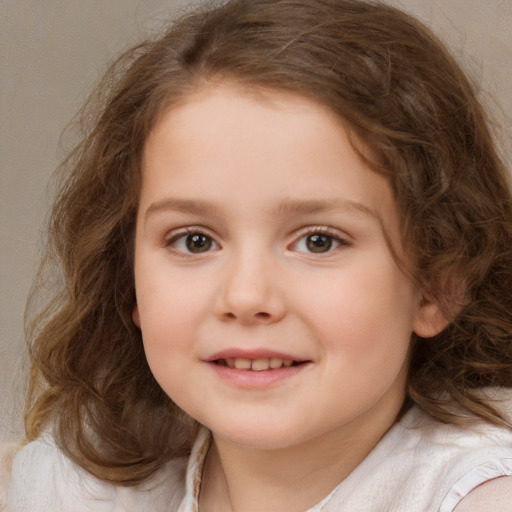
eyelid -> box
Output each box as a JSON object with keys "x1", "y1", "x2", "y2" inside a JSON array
[
  {"x1": 164, "y1": 226, "x2": 221, "y2": 255},
  {"x1": 289, "y1": 225, "x2": 352, "y2": 253},
  {"x1": 164, "y1": 225, "x2": 206, "y2": 244},
  {"x1": 293, "y1": 225, "x2": 351, "y2": 241}
]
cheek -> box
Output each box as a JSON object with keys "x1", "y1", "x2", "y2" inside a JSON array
[
  {"x1": 136, "y1": 286, "x2": 200, "y2": 403},
  {"x1": 137, "y1": 260, "x2": 208, "y2": 319},
  {"x1": 135, "y1": 271, "x2": 208, "y2": 360},
  {"x1": 296, "y1": 261, "x2": 418, "y2": 359}
]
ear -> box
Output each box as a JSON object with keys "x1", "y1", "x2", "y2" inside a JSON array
[
  {"x1": 132, "y1": 304, "x2": 141, "y2": 328},
  {"x1": 413, "y1": 297, "x2": 450, "y2": 339}
]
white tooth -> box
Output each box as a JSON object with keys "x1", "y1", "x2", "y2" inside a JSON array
[
  {"x1": 269, "y1": 357, "x2": 284, "y2": 369},
  {"x1": 283, "y1": 359, "x2": 293, "y2": 367},
  {"x1": 226, "y1": 358, "x2": 235, "y2": 368},
  {"x1": 234, "y1": 358, "x2": 252, "y2": 370},
  {"x1": 252, "y1": 358, "x2": 270, "y2": 371}
]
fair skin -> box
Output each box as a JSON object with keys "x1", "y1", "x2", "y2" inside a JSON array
[
  {"x1": 454, "y1": 477, "x2": 512, "y2": 511},
  {"x1": 133, "y1": 85, "x2": 445, "y2": 511}
]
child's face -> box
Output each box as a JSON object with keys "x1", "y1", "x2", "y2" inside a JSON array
[{"x1": 133, "y1": 85, "x2": 438, "y2": 451}]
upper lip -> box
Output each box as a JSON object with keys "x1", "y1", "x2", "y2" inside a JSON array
[{"x1": 204, "y1": 348, "x2": 307, "y2": 362}]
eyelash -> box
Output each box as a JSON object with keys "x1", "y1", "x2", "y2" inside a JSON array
[
  {"x1": 290, "y1": 226, "x2": 351, "y2": 255},
  {"x1": 164, "y1": 227, "x2": 220, "y2": 256},
  {"x1": 164, "y1": 226, "x2": 351, "y2": 256}
]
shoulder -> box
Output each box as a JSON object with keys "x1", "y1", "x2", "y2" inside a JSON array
[
  {"x1": 5, "y1": 434, "x2": 116, "y2": 511},
  {"x1": 454, "y1": 476, "x2": 512, "y2": 512},
  {"x1": 322, "y1": 390, "x2": 512, "y2": 512},
  {"x1": 4, "y1": 434, "x2": 187, "y2": 511},
  {"x1": 0, "y1": 441, "x2": 23, "y2": 512},
  {"x1": 411, "y1": 387, "x2": 512, "y2": 512}
]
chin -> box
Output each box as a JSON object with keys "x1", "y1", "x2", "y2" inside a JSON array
[{"x1": 209, "y1": 420, "x2": 311, "y2": 450}]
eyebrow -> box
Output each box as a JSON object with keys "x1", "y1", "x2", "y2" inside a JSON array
[
  {"x1": 144, "y1": 196, "x2": 378, "y2": 223},
  {"x1": 275, "y1": 197, "x2": 378, "y2": 218},
  {"x1": 144, "y1": 198, "x2": 223, "y2": 223}
]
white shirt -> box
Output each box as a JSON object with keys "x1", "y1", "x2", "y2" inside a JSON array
[{"x1": 3, "y1": 393, "x2": 512, "y2": 511}]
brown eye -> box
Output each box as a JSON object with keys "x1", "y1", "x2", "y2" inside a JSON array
[
  {"x1": 167, "y1": 231, "x2": 219, "y2": 255},
  {"x1": 185, "y1": 233, "x2": 213, "y2": 253},
  {"x1": 291, "y1": 230, "x2": 345, "y2": 254},
  {"x1": 305, "y1": 234, "x2": 333, "y2": 253}
]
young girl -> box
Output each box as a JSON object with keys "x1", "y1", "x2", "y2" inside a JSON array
[{"x1": 3, "y1": 0, "x2": 512, "y2": 510}]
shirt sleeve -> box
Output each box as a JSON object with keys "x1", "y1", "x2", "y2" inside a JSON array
[
  {"x1": 6, "y1": 434, "x2": 188, "y2": 512},
  {"x1": 0, "y1": 442, "x2": 23, "y2": 511},
  {"x1": 6, "y1": 435, "x2": 117, "y2": 512},
  {"x1": 453, "y1": 475, "x2": 512, "y2": 512}
]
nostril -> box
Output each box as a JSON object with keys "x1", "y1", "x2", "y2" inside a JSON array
[{"x1": 255, "y1": 312, "x2": 271, "y2": 319}]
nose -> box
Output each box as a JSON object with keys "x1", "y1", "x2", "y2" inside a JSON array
[{"x1": 213, "y1": 250, "x2": 287, "y2": 325}]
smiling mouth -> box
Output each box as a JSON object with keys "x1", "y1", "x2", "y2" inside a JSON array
[{"x1": 214, "y1": 357, "x2": 302, "y2": 371}]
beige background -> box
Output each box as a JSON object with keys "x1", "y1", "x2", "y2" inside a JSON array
[{"x1": 1, "y1": 0, "x2": 511, "y2": 442}]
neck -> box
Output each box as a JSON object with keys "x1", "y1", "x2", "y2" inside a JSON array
[{"x1": 199, "y1": 395, "x2": 404, "y2": 512}]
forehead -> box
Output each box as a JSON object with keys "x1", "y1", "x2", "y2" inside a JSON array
[
  {"x1": 144, "y1": 83, "x2": 356, "y2": 167},
  {"x1": 140, "y1": 85, "x2": 400, "y2": 237}
]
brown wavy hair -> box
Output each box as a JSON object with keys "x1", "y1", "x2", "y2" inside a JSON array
[{"x1": 25, "y1": 0, "x2": 512, "y2": 485}]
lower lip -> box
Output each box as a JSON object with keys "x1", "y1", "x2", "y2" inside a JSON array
[{"x1": 206, "y1": 362, "x2": 310, "y2": 388}]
